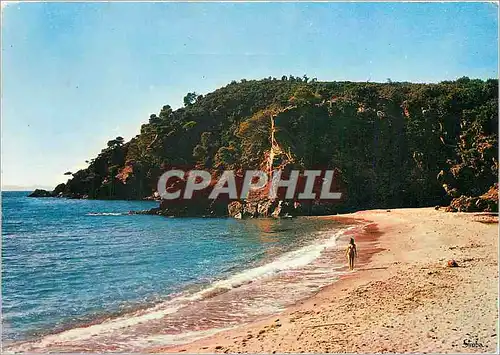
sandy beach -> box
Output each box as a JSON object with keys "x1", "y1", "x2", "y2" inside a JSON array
[{"x1": 152, "y1": 208, "x2": 499, "y2": 353}]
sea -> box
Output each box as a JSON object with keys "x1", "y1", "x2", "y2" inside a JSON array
[{"x1": 1, "y1": 191, "x2": 356, "y2": 352}]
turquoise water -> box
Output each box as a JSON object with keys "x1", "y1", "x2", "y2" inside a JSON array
[{"x1": 2, "y1": 191, "x2": 348, "y2": 348}]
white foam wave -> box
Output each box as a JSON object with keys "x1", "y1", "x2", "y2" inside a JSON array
[
  {"x1": 86, "y1": 212, "x2": 126, "y2": 216},
  {"x1": 200, "y1": 226, "x2": 352, "y2": 293}
]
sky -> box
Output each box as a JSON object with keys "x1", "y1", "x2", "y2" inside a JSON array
[{"x1": 1, "y1": 1, "x2": 498, "y2": 189}]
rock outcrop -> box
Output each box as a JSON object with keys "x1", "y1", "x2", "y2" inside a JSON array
[
  {"x1": 28, "y1": 189, "x2": 54, "y2": 197},
  {"x1": 445, "y1": 184, "x2": 498, "y2": 212},
  {"x1": 227, "y1": 199, "x2": 304, "y2": 219}
]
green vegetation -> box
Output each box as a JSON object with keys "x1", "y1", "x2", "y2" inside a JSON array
[{"x1": 54, "y1": 76, "x2": 498, "y2": 214}]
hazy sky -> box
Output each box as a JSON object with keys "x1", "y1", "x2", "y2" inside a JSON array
[{"x1": 1, "y1": 1, "x2": 498, "y2": 189}]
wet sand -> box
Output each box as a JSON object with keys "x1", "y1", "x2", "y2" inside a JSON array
[{"x1": 152, "y1": 208, "x2": 499, "y2": 353}]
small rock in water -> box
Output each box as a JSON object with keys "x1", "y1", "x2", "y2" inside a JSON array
[{"x1": 28, "y1": 189, "x2": 53, "y2": 198}]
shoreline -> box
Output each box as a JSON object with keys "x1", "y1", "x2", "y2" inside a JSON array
[
  {"x1": 151, "y1": 207, "x2": 498, "y2": 353},
  {"x1": 5, "y1": 217, "x2": 359, "y2": 353}
]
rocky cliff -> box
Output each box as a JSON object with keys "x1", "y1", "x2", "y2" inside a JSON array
[{"x1": 36, "y1": 76, "x2": 498, "y2": 216}]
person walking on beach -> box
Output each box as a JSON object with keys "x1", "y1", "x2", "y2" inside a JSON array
[{"x1": 346, "y1": 238, "x2": 357, "y2": 270}]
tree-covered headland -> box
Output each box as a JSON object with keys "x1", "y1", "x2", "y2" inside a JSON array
[{"x1": 45, "y1": 76, "x2": 498, "y2": 216}]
